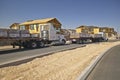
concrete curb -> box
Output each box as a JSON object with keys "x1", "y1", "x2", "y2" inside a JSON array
[
  {"x1": 77, "y1": 44, "x2": 119, "y2": 80},
  {"x1": 0, "y1": 44, "x2": 86, "y2": 67}
]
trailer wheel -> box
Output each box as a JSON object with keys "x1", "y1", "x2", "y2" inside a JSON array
[
  {"x1": 61, "y1": 39, "x2": 66, "y2": 45},
  {"x1": 23, "y1": 41, "x2": 30, "y2": 49},
  {"x1": 40, "y1": 41, "x2": 45, "y2": 48},
  {"x1": 31, "y1": 42, "x2": 37, "y2": 48},
  {"x1": 76, "y1": 39, "x2": 81, "y2": 44}
]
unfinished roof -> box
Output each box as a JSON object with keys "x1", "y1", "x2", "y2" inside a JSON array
[
  {"x1": 10, "y1": 23, "x2": 19, "y2": 28},
  {"x1": 76, "y1": 25, "x2": 87, "y2": 29},
  {"x1": 19, "y1": 18, "x2": 61, "y2": 27},
  {"x1": 76, "y1": 25, "x2": 99, "y2": 29}
]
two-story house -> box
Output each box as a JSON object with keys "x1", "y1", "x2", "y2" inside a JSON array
[
  {"x1": 76, "y1": 25, "x2": 100, "y2": 34},
  {"x1": 19, "y1": 18, "x2": 61, "y2": 34},
  {"x1": 99, "y1": 27, "x2": 115, "y2": 37},
  {"x1": 10, "y1": 18, "x2": 62, "y2": 34},
  {"x1": 76, "y1": 25, "x2": 89, "y2": 33}
]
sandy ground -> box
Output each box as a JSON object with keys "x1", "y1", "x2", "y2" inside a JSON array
[
  {"x1": 0, "y1": 41, "x2": 120, "y2": 80},
  {"x1": 0, "y1": 46, "x2": 12, "y2": 49},
  {"x1": 0, "y1": 46, "x2": 20, "y2": 51}
]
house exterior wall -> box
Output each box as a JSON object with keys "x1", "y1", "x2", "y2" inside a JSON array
[
  {"x1": 28, "y1": 24, "x2": 40, "y2": 34},
  {"x1": 93, "y1": 28, "x2": 99, "y2": 34},
  {"x1": 76, "y1": 26, "x2": 99, "y2": 34},
  {"x1": 20, "y1": 23, "x2": 51, "y2": 34},
  {"x1": 99, "y1": 27, "x2": 115, "y2": 37},
  {"x1": 19, "y1": 22, "x2": 61, "y2": 35},
  {"x1": 76, "y1": 26, "x2": 89, "y2": 33},
  {"x1": 76, "y1": 26, "x2": 116, "y2": 38},
  {"x1": 76, "y1": 28, "x2": 81, "y2": 33}
]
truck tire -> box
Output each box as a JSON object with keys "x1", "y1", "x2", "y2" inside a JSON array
[
  {"x1": 31, "y1": 42, "x2": 37, "y2": 48},
  {"x1": 77, "y1": 39, "x2": 81, "y2": 44},
  {"x1": 61, "y1": 39, "x2": 66, "y2": 45},
  {"x1": 40, "y1": 41, "x2": 45, "y2": 48},
  {"x1": 22, "y1": 41, "x2": 31, "y2": 49}
]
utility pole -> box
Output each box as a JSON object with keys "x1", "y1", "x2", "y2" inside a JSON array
[{"x1": 116, "y1": 26, "x2": 120, "y2": 39}]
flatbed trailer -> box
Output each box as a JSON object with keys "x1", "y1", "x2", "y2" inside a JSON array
[
  {"x1": 69, "y1": 32, "x2": 108, "y2": 44},
  {"x1": 0, "y1": 29, "x2": 42, "y2": 49},
  {"x1": 0, "y1": 24, "x2": 66, "y2": 49}
]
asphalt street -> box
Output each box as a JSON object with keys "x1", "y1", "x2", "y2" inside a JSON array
[
  {"x1": 0, "y1": 44, "x2": 85, "y2": 67},
  {"x1": 86, "y1": 44, "x2": 120, "y2": 80}
]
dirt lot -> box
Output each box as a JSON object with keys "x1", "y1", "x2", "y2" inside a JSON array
[{"x1": 0, "y1": 41, "x2": 120, "y2": 80}]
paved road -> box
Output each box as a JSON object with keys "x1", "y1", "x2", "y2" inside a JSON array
[
  {"x1": 0, "y1": 44, "x2": 85, "y2": 67},
  {"x1": 108, "y1": 39, "x2": 120, "y2": 42},
  {"x1": 86, "y1": 44, "x2": 120, "y2": 80}
]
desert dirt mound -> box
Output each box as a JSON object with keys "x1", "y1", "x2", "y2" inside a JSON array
[{"x1": 0, "y1": 41, "x2": 120, "y2": 80}]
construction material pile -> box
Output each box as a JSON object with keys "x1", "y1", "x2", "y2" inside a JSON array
[{"x1": 0, "y1": 29, "x2": 30, "y2": 38}]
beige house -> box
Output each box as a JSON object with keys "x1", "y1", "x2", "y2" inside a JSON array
[
  {"x1": 76, "y1": 25, "x2": 89, "y2": 33},
  {"x1": 99, "y1": 27, "x2": 116, "y2": 37},
  {"x1": 76, "y1": 25, "x2": 100, "y2": 34},
  {"x1": 19, "y1": 18, "x2": 61, "y2": 34},
  {"x1": 76, "y1": 25, "x2": 116, "y2": 38},
  {"x1": 10, "y1": 23, "x2": 20, "y2": 29}
]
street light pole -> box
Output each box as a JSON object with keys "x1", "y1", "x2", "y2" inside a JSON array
[{"x1": 116, "y1": 26, "x2": 120, "y2": 39}]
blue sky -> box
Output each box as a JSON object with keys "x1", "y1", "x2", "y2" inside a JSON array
[{"x1": 0, "y1": 0, "x2": 120, "y2": 32}]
